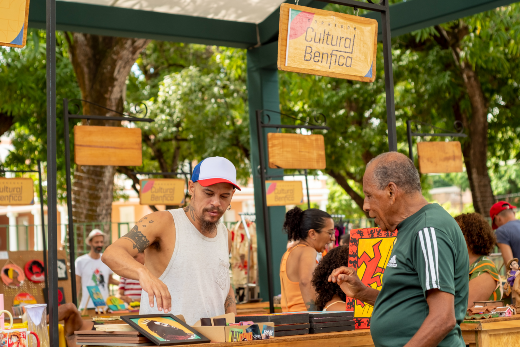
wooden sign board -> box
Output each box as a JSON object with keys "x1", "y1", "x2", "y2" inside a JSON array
[
  {"x1": 0, "y1": 0, "x2": 30, "y2": 48},
  {"x1": 266, "y1": 181, "x2": 304, "y2": 206},
  {"x1": 278, "y1": 3, "x2": 378, "y2": 82},
  {"x1": 139, "y1": 179, "x2": 185, "y2": 205},
  {"x1": 417, "y1": 142, "x2": 463, "y2": 174},
  {"x1": 267, "y1": 133, "x2": 326, "y2": 169},
  {"x1": 74, "y1": 126, "x2": 142, "y2": 166},
  {"x1": 0, "y1": 178, "x2": 33, "y2": 205}
]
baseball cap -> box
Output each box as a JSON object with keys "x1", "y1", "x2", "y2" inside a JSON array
[
  {"x1": 490, "y1": 201, "x2": 517, "y2": 229},
  {"x1": 191, "y1": 157, "x2": 241, "y2": 191},
  {"x1": 86, "y1": 229, "x2": 107, "y2": 244}
]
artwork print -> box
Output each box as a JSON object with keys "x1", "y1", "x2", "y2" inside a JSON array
[
  {"x1": 57, "y1": 259, "x2": 68, "y2": 280},
  {"x1": 24, "y1": 260, "x2": 45, "y2": 283},
  {"x1": 123, "y1": 315, "x2": 209, "y2": 345},
  {"x1": 1, "y1": 329, "x2": 27, "y2": 347},
  {"x1": 1, "y1": 263, "x2": 25, "y2": 288},
  {"x1": 347, "y1": 227, "x2": 398, "y2": 329},
  {"x1": 86, "y1": 285, "x2": 106, "y2": 308}
]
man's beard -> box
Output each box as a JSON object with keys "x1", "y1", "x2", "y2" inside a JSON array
[
  {"x1": 93, "y1": 246, "x2": 103, "y2": 253},
  {"x1": 199, "y1": 206, "x2": 224, "y2": 233}
]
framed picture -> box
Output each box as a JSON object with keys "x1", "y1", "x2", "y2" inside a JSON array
[
  {"x1": 122, "y1": 314, "x2": 210, "y2": 345},
  {"x1": 57, "y1": 259, "x2": 68, "y2": 280}
]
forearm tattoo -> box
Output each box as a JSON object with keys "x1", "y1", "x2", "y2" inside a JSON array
[
  {"x1": 225, "y1": 292, "x2": 236, "y2": 312},
  {"x1": 122, "y1": 224, "x2": 150, "y2": 253}
]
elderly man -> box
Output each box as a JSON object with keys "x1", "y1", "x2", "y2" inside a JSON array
[
  {"x1": 102, "y1": 157, "x2": 238, "y2": 325},
  {"x1": 330, "y1": 152, "x2": 468, "y2": 347}
]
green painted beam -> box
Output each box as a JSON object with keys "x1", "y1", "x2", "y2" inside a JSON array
[
  {"x1": 247, "y1": 42, "x2": 286, "y2": 301},
  {"x1": 28, "y1": 0, "x2": 257, "y2": 48}
]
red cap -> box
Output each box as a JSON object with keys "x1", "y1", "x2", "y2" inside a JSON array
[{"x1": 490, "y1": 201, "x2": 517, "y2": 229}]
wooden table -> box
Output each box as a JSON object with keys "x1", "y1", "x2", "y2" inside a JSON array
[
  {"x1": 83, "y1": 330, "x2": 374, "y2": 347},
  {"x1": 236, "y1": 302, "x2": 282, "y2": 315},
  {"x1": 461, "y1": 314, "x2": 520, "y2": 347}
]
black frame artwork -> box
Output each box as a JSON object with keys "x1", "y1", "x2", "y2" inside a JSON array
[{"x1": 121, "y1": 314, "x2": 210, "y2": 346}]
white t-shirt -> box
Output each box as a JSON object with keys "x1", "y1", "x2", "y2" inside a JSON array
[{"x1": 75, "y1": 253, "x2": 113, "y2": 309}]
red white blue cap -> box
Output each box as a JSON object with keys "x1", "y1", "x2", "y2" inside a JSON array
[{"x1": 192, "y1": 157, "x2": 241, "y2": 191}]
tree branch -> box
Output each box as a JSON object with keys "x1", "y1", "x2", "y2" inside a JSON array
[
  {"x1": 0, "y1": 112, "x2": 14, "y2": 137},
  {"x1": 327, "y1": 169, "x2": 368, "y2": 217},
  {"x1": 116, "y1": 166, "x2": 159, "y2": 212}
]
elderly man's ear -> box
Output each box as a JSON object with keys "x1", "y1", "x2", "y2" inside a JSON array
[{"x1": 387, "y1": 183, "x2": 398, "y2": 201}]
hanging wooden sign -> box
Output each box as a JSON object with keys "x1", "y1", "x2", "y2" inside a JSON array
[
  {"x1": 268, "y1": 133, "x2": 326, "y2": 169},
  {"x1": 265, "y1": 181, "x2": 304, "y2": 206},
  {"x1": 139, "y1": 179, "x2": 185, "y2": 206},
  {"x1": 417, "y1": 141, "x2": 463, "y2": 174},
  {"x1": 74, "y1": 126, "x2": 142, "y2": 166},
  {"x1": 0, "y1": 178, "x2": 33, "y2": 206},
  {"x1": 0, "y1": 0, "x2": 31, "y2": 48},
  {"x1": 278, "y1": 3, "x2": 378, "y2": 82}
]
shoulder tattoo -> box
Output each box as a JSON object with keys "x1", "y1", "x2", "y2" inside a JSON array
[{"x1": 122, "y1": 224, "x2": 150, "y2": 253}]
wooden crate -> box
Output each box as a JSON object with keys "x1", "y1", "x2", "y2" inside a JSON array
[
  {"x1": 267, "y1": 133, "x2": 326, "y2": 169},
  {"x1": 74, "y1": 126, "x2": 142, "y2": 166},
  {"x1": 417, "y1": 141, "x2": 463, "y2": 174}
]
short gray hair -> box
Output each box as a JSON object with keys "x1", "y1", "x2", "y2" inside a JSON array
[{"x1": 367, "y1": 152, "x2": 422, "y2": 193}]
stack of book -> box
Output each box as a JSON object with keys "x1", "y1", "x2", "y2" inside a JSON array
[
  {"x1": 308, "y1": 311, "x2": 355, "y2": 334},
  {"x1": 75, "y1": 329, "x2": 153, "y2": 346}
]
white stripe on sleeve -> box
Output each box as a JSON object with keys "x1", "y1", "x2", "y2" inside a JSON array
[
  {"x1": 418, "y1": 230, "x2": 431, "y2": 290},
  {"x1": 424, "y1": 227, "x2": 439, "y2": 289},
  {"x1": 430, "y1": 227, "x2": 440, "y2": 288}
]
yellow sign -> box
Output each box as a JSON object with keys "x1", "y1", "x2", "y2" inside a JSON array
[
  {"x1": 0, "y1": 178, "x2": 34, "y2": 205},
  {"x1": 278, "y1": 4, "x2": 378, "y2": 82},
  {"x1": 265, "y1": 181, "x2": 304, "y2": 206},
  {"x1": 0, "y1": 0, "x2": 31, "y2": 48},
  {"x1": 139, "y1": 179, "x2": 185, "y2": 205}
]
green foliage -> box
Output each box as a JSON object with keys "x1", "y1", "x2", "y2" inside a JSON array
[{"x1": 326, "y1": 179, "x2": 365, "y2": 217}]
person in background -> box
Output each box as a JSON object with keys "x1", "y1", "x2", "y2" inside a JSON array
[
  {"x1": 119, "y1": 252, "x2": 145, "y2": 303},
  {"x1": 312, "y1": 246, "x2": 350, "y2": 311},
  {"x1": 280, "y1": 207, "x2": 335, "y2": 312},
  {"x1": 75, "y1": 229, "x2": 119, "y2": 310},
  {"x1": 454, "y1": 213, "x2": 501, "y2": 306},
  {"x1": 339, "y1": 233, "x2": 350, "y2": 246},
  {"x1": 491, "y1": 202, "x2": 520, "y2": 266}
]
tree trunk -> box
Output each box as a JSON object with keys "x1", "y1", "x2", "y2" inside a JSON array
[{"x1": 66, "y1": 33, "x2": 150, "y2": 249}]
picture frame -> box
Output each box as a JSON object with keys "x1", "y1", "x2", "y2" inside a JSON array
[
  {"x1": 57, "y1": 259, "x2": 68, "y2": 280},
  {"x1": 122, "y1": 314, "x2": 210, "y2": 345}
]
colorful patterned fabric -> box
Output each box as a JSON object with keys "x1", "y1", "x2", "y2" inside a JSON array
[{"x1": 469, "y1": 256, "x2": 502, "y2": 301}]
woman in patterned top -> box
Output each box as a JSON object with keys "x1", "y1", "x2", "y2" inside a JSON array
[{"x1": 455, "y1": 213, "x2": 502, "y2": 306}]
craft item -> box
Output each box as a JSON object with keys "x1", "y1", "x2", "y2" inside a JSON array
[
  {"x1": 277, "y1": 3, "x2": 378, "y2": 82},
  {"x1": 239, "y1": 321, "x2": 254, "y2": 326},
  {"x1": 106, "y1": 296, "x2": 126, "y2": 311},
  {"x1": 245, "y1": 324, "x2": 262, "y2": 340},
  {"x1": 417, "y1": 141, "x2": 463, "y2": 174},
  {"x1": 347, "y1": 227, "x2": 398, "y2": 329},
  {"x1": 13, "y1": 293, "x2": 37, "y2": 307},
  {"x1": 267, "y1": 133, "x2": 326, "y2": 169},
  {"x1": 94, "y1": 324, "x2": 135, "y2": 332},
  {"x1": 0, "y1": 311, "x2": 40, "y2": 347},
  {"x1": 0, "y1": 178, "x2": 34, "y2": 206},
  {"x1": 262, "y1": 325, "x2": 274, "y2": 339},
  {"x1": 75, "y1": 330, "x2": 150, "y2": 346},
  {"x1": 23, "y1": 261, "x2": 44, "y2": 283},
  {"x1": 1, "y1": 262, "x2": 25, "y2": 288},
  {"x1": 228, "y1": 328, "x2": 245, "y2": 342},
  {"x1": 57, "y1": 288, "x2": 65, "y2": 306},
  {"x1": 505, "y1": 258, "x2": 520, "y2": 306},
  {"x1": 0, "y1": 294, "x2": 4, "y2": 330},
  {"x1": 25, "y1": 304, "x2": 48, "y2": 347},
  {"x1": 74, "y1": 126, "x2": 142, "y2": 166},
  {"x1": 11, "y1": 306, "x2": 23, "y2": 317},
  {"x1": 56, "y1": 259, "x2": 68, "y2": 280},
  {"x1": 86, "y1": 285, "x2": 106, "y2": 308},
  {"x1": 200, "y1": 318, "x2": 212, "y2": 327},
  {"x1": 122, "y1": 314, "x2": 210, "y2": 345},
  {"x1": 212, "y1": 318, "x2": 226, "y2": 327},
  {"x1": 0, "y1": 0, "x2": 31, "y2": 48}
]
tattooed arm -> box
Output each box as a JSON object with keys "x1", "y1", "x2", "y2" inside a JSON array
[
  {"x1": 225, "y1": 286, "x2": 237, "y2": 314},
  {"x1": 102, "y1": 211, "x2": 173, "y2": 313}
]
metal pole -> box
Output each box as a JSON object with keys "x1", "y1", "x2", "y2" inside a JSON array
[
  {"x1": 304, "y1": 169, "x2": 311, "y2": 209},
  {"x1": 63, "y1": 99, "x2": 78, "y2": 306},
  {"x1": 256, "y1": 110, "x2": 275, "y2": 314},
  {"x1": 381, "y1": 1, "x2": 397, "y2": 151},
  {"x1": 46, "y1": 0, "x2": 59, "y2": 342},
  {"x1": 406, "y1": 120, "x2": 413, "y2": 161},
  {"x1": 37, "y1": 160, "x2": 48, "y2": 297}
]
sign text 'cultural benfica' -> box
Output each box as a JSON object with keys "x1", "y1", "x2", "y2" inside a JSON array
[
  {"x1": 266, "y1": 181, "x2": 304, "y2": 206},
  {"x1": 278, "y1": 4, "x2": 378, "y2": 82},
  {"x1": 139, "y1": 179, "x2": 185, "y2": 206},
  {"x1": 0, "y1": 178, "x2": 34, "y2": 205}
]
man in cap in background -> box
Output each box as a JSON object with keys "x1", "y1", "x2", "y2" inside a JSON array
[
  {"x1": 491, "y1": 201, "x2": 520, "y2": 265},
  {"x1": 76, "y1": 229, "x2": 119, "y2": 310},
  {"x1": 102, "y1": 157, "x2": 240, "y2": 325}
]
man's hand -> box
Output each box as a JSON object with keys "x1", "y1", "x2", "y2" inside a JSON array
[
  {"x1": 138, "y1": 267, "x2": 171, "y2": 313},
  {"x1": 328, "y1": 266, "x2": 379, "y2": 306}
]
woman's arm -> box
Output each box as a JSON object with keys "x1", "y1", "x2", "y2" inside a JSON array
[
  {"x1": 298, "y1": 247, "x2": 319, "y2": 311},
  {"x1": 467, "y1": 273, "x2": 497, "y2": 307}
]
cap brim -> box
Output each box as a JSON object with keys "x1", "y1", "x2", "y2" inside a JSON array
[{"x1": 198, "y1": 178, "x2": 241, "y2": 191}]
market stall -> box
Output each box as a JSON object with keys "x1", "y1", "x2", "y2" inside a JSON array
[{"x1": 462, "y1": 315, "x2": 520, "y2": 347}]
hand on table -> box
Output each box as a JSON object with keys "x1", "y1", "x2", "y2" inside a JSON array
[{"x1": 138, "y1": 268, "x2": 171, "y2": 313}]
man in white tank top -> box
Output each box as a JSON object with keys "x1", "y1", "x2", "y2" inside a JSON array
[{"x1": 102, "y1": 157, "x2": 240, "y2": 324}]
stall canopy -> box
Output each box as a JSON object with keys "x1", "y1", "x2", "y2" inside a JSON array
[{"x1": 32, "y1": 0, "x2": 517, "y2": 343}]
